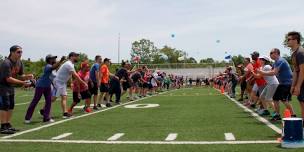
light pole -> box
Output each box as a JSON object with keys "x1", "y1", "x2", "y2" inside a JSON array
[{"x1": 118, "y1": 33, "x2": 120, "y2": 64}]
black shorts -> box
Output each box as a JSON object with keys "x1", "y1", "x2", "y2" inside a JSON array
[
  {"x1": 122, "y1": 82, "x2": 131, "y2": 91},
  {"x1": 89, "y1": 82, "x2": 98, "y2": 95},
  {"x1": 297, "y1": 86, "x2": 304, "y2": 102},
  {"x1": 100, "y1": 83, "x2": 109, "y2": 93},
  {"x1": 240, "y1": 81, "x2": 247, "y2": 91},
  {"x1": 0, "y1": 95, "x2": 15, "y2": 111},
  {"x1": 273, "y1": 84, "x2": 291, "y2": 102},
  {"x1": 143, "y1": 82, "x2": 149, "y2": 88},
  {"x1": 73, "y1": 91, "x2": 91, "y2": 103}
]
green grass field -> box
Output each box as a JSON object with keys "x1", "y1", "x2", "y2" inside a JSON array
[{"x1": 0, "y1": 87, "x2": 303, "y2": 152}]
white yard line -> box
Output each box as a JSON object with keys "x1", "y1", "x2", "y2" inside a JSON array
[
  {"x1": 0, "y1": 139, "x2": 279, "y2": 145},
  {"x1": 165, "y1": 133, "x2": 178, "y2": 141},
  {"x1": 224, "y1": 133, "x2": 236, "y2": 141},
  {"x1": 1, "y1": 89, "x2": 178, "y2": 139},
  {"x1": 107, "y1": 133, "x2": 125, "y2": 141},
  {"x1": 15, "y1": 102, "x2": 31, "y2": 106},
  {"x1": 51, "y1": 133, "x2": 73, "y2": 140},
  {"x1": 217, "y1": 89, "x2": 282, "y2": 134}
]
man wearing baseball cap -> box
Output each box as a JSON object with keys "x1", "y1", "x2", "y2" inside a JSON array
[
  {"x1": 25, "y1": 54, "x2": 65, "y2": 123},
  {"x1": 0, "y1": 45, "x2": 33, "y2": 134},
  {"x1": 51, "y1": 52, "x2": 88, "y2": 119}
]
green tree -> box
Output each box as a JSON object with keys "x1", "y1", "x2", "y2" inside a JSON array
[
  {"x1": 0, "y1": 54, "x2": 4, "y2": 63},
  {"x1": 159, "y1": 46, "x2": 185, "y2": 63},
  {"x1": 200, "y1": 58, "x2": 214, "y2": 64},
  {"x1": 231, "y1": 55, "x2": 244, "y2": 67},
  {"x1": 130, "y1": 39, "x2": 158, "y2": 64}
]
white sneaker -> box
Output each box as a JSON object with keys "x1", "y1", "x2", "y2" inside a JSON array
[{"x1": 24, "y1": 120, "x2": 31, "y2": 124}]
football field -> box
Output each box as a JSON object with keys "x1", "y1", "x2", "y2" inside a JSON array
[{"x1": 0, "y1": 87, "x2": 303, "y2": 152}]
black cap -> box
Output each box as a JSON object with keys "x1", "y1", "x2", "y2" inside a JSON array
[
  {"x1": 104, "y1": 58, "x2": 111, "y2": 62},
  {"x1": 68, "y1": 52, "x2": 80, "y2": 58},
  {"x1": 45, "y1": 54, "x2": 57, "y2": 62},
  {"x1": 10, "y1": 45, "x2": 22, "y2": 52},
  {"x1": 250, "y1": 51, "x2": 259, "y2": 57}
]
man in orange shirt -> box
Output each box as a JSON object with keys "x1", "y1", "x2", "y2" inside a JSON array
[{"x1": 98, "y1": 58, "x2": 112, "y2": 108}]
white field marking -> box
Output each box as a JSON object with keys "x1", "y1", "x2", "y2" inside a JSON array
[
  {"x1": 15, "y1": 102, "x2": 31, "y2": 106},
  {"x1": 158, "y1": 94, "x2": 221, "y2": 97},
  {"x1": 165, "y1": 133, "x2": 178, "y2": 141},
  {"x1": 74, "y1": 104, "x2": 106, "y2": 109},
  {"x1": 224, "y1": 133, "x2": 236, "y2": 141},
  {"x1": 51, "y1": 133, "x2": 73, "y2": 140},
  {"x1": 124, "y1": 104, "x2": 159, "y2": 109},
  {"x1": 1, "y1": 89, "x2": 178, "y2": 139},
  {"x1": 0, "y1": 139, "x2": 279, "y2": 145},
  {"x1": 217, "y1": 89, "x2": 282, "y2": 134},
  {"x1": 107, "y1": 133, "x2": 125, "y2": 141}
]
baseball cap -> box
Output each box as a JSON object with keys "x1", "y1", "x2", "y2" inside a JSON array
[
  {"x1": 104, "y1": 58, "x2": 111, "y2": 62},
  {"x1": 45, "y1": 54, "x2": 57, "y2": 62},
  {"x1": 259, "y1": 55, "x2": 271, "y2": 62},
  {"x1": 250, "y1": 51, "x2": 259, "y2": 57},
  {"x1": 10, "y1": 45, "x2": 22, "y2": 52},
  {"x1": 68, "y1": 52, "x2": 80, "y2": 58}
]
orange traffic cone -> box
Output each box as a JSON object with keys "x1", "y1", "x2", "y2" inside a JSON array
[
  {"x1": 283, "y1": 109, "x2": 291, "y2": 118},
  {"x1": 220, "y1": 86, "x2": 225, "y2": 94}
]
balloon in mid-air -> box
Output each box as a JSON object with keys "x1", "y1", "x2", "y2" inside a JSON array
[
  {"x1": 216, "y1": 40, "x2": 221, "y2": 43},
  {"x1": 171, "y1": 34, "x2": 175, "y2": 38},
  {"x1": 160, "y1": 54, "x2": 168, "y2": 60},
  {"x1": 178, "y1": 56, "x2": 184, "y2": 61}
]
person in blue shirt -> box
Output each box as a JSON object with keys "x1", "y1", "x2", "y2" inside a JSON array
[
  {"x1": 89, "y1": 55, "x2": 102, "y2": 110},
  {"x1": 257, "y1": 48, "x2": 296, "y2": 121},
  {"x1": 24, "y1": 54, "x2": 65, "y2": 123}
]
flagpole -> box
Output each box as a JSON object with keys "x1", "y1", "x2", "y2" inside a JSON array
[{"x1": 118, "y1": 33, "x2": 120, "y2": 64}]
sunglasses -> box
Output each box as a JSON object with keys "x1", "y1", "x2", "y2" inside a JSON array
[
  {"x1": 287, "y1": 38, "x2": 295, "y2": 42},
  {"x1": 16, "y1": 51, "x2": 23, "y2": 54}
]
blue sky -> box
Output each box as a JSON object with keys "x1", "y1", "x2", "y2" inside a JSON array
[{"x1": 1, "y1": 0, "x2": 304, "y2": 62}]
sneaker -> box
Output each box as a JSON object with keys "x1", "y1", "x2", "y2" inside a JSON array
[
  {"x1": 270, "y1": 115, "x2": 282, "y2": 121},
  {"x1": 85, "y1": 107, "x2": 92, "y2": 113},
  {"x1": 97, "y1": 104, "x2": 102, "y2": 108},
  {"x1": 250, "y1": 104, "x2": 256, "y2": 109},
  {"x1": 291, "y1": 114, "x2": 297, "y2": 117},
  {"x1": 115, "y1": 102, "x2": 121, "y2": 105},
  {"x1": 24, "y1": 120, "x2": 31, "y2": 124},
  {"x1": 62, "y1": 112, "x2": 72, "y2": 119},
  {"x1": 93, "y1": 106, "x2": 99, "y2": 110},
  {"x1": 8, "y1": 127, "x2": 19, "y2": 132},
  {"x1": 106, "y1": 103, "x2": 112, "y2": 107},
  {"x1": 1, "y1": 129, "x2": 15, "y2": 134},
  {"x1": 43, "y1": 119, "x2": 55, "y2": 123},
  {"x1": 39, "y1": 109, "x2": 44, "y2": 116},
  {"x1": 259, "y1": 110, "x2": 270, "y2": 116}
]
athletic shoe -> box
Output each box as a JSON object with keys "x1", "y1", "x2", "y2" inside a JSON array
[
  {"x1": 250, "y1": 104, "x2": 256, "y2": 109},
  {"x1": 291, "y1": 114, "x2": 297, "y2": 117},
  {"x1": 85, "y1": 107, "x2": 92, "y2": 113},
  {"x1": 106, "y1": 103, "x2": 112, "y2": 107},
  {"x1": 24, "y1": 120, "x2": 31, "y2": 124},
  {"x1": 110, "y1": 100, "x2": 114, "y2": 102},
  {"x1": 97, "y1": 104, "x2": 102, "y2": 108},
  {"x1": 270, "y1": 115, "x2": 282, "y2": 121},
  {"x1": 0, "y1": 129, "x2": 15, "y2": 134},
  {"x1": 43, "y1": 119, "x2": 55, "y2": 123},
  {"x1": 93, "y1": 106, "x2": 99, "y2": 110},
  {"x1": 115, "y1": 102, "x2": 121, "y2": 105},
  {"x1": 8, "y1": 127, "x2": 19, "y2": 132},
  {"x1": 259, "y1": 110, "x2": 270, "y2": 116},
  {"x1": 62, "y1": 112, "x2": 72, "y2": 119}
]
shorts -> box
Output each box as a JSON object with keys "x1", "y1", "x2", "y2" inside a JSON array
[
  {"x1": 252, "y1": 83, "x2": 265, "y2": 97},
  {"x1": 89, "y1": 82, "x2": 98, "y2": 95},
  {"x1": 0, "y1": 95, "x2": 15, "y2": 111},
  {"x1": 122, "y1": 82, "x2": 131, "y2": 91},
  {"x1": 100, "y1": 83, "x2": 109, "y2": 93},
  {"x1": 131, "y1": 81, "x2": 139, "y2": 87},
  {"x1": 54, "y1": 81, "x2": 67, "y2": 97},
  {"x1": 143, "y1": 82, "x2": 149, "y2": 88},
  {"x1": 260, "y1": 84, "x2": 279, "y2": 101},
  {"x1": 72, "y1": 90, "x2": 91, "y2": 103},
  {"x1": 240, "y1": 80, "x2": 247, "y2": 91},
  {"x1": 273, "y1": 84, "x2": 291, "y2": 102},
  {"x1": 297, "y1": 86, "x2": 304, "y2": 102}
]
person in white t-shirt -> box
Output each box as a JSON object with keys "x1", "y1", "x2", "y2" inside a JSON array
[
  {"x1": 252, "y1": 55, "x2": 279, "y2": 116},
  {"x1": 51, "y1": 52, "x2": 87, "y2": 119}
]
